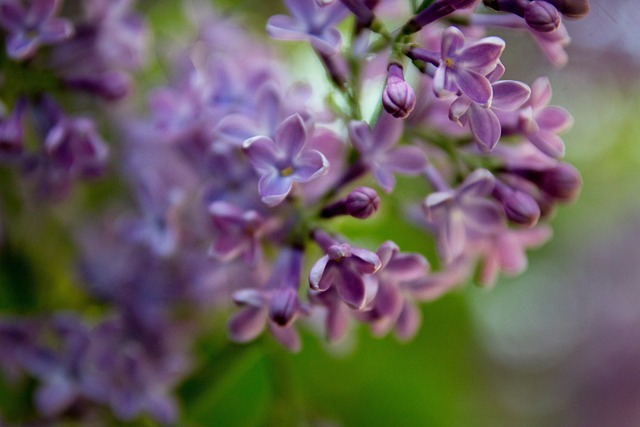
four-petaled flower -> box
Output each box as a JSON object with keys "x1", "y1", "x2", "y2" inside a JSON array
[
  {"x1": 434, "y1": 26, "x2": 505, "y2": 107},
  {"x1": 242, "y1": 113, "x2": 329, "y2": 207},
  {"x1": 0, "y1": 0, "x2": 73, "y2": 60}
]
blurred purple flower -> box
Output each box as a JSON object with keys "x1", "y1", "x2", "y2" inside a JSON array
[
  {"x1": 0, "y1": 97, "x2": 26, "y2": 155},
  {"x1": 349, "y1": 113, "x2": 426, "y2": 193},
  {"x1": 518, "y1": 76, "x2": 573, "y2": 158},
  {"x1": 266, "y1": 0, "x2": 349, "y2": 54},
  {"x1": 242, "y1": 113, "x2": 329, "y2": 206},
  {"x1": 423, "y1": 169, "x2": 504, "y2": 263},
  {"x1": 208, "y1": 201, "x2": 267, "y2": 264},
  {"x1": 0, "y1": 0, "x2": 73, "y2": 60}
]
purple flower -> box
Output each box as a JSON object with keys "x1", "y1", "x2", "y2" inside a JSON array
[
  {"x1": 208, "y1": 201, "x2": 267, "y2": 264},
  {"x1": 403, "y1": 0, "x2": 479, "y2": 34},
  {"x1": 0, "y1": 0, "x2": 73, "y2": 60},
  {"x1": 228, "y1": 248, "x2": 305, "y2": 351},
  {"x1": 434, "y1": 26, "x2": 505, "y2": 107},
  {"x1": 382, "y1": 63, "x2": 416, "y2": 119},
  {"x1": 518, "y1": 76, "x2": 573, "y2": 158},
  {"x1": 358, "y1": 241, "x2": 430, "y2": 340},
  {"x1": 449, "y1": 63, "x2": 531, "y2": 152},
  {"x1": 349, "y1": 113, "x2": 426, "y2": 193},
  {"x1": 309, "y1": 231, "x2": 381, "y2": 310},
  {"x1": 242, "y1": 114, "x2": 329, "y2": 206},
  {"x1": 0, "y1": 97, "x2": 26, "y2": 155},
  {"x1": 423, "y1": 169, "x2": 504, "y2": 263},
  {"x1": 266, "y1": 0, "x2": 349, "y2": 54}
]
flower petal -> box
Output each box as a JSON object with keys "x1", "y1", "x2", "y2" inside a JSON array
[
  {"x1": 242, "y1": 135, "x2": 279, "y2": 172},
  {"x1": 228, "y1": 306, "x2": 267, "y2": 343},
  {"x1": 382, "y1": 146, "x2": 427, "y2": 175},
  {"x1": 266, "y1": 15, "x2": 308, "y2": 41},
  {"x1": 536, "y1": 106, "x2": 573, "y2": 133},
  {"x1": 309, "y1": 255, "x2": 330, "y2": 290},
  {"x1": 468, "y1": 104, "x2": 501, "y2": 152},
  {"x1": 348, "y1": 120, "x2": 372, "y2": 154},
  {"x1": 291, "y1": 149, "x2": 328, "y2": 182},
  {"x1": 334, "y1": 266, "x2": 367, "y2": 310},
  {"x1": 491, "y1": 80, "x2": 531, "y2": 111},
  {"x1": 527, "y1": 129, "x2": 565, "y2": 158},
  {"x1": 454, "y1": 68, "x2": 493, "y2": 107},
  {"x1": 276, "y1": 114, "x2": 307, "y2": 160},
  {"x1": 258, "y1": 171, "x2": 292, "y2": 206},
  {"x1": 38, "y1": 17, "x2": 73, "y2": 44}
]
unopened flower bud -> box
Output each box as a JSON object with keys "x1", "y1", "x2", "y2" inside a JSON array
[
  {"x1": 346, "y1": 186, "x2": 380, "y2": 219},
  {"x1": 494, "y1": 182, "x2": 541, "y2": 227},
  {"x1": 269, "y1": 287, "x2": 300, "y2": 326},
  {"x1": 539, "y1": 162, "x2": 582, "y2": 202},
  {"x1": 543, "y1": 0, "x2": 589, "y2": 19},
  {"x1": 524, "y1": 1, "x2": 561, "y2": 32},
  {"x1": 382, "y1": 63, "x2": 416, "y2": 119}
]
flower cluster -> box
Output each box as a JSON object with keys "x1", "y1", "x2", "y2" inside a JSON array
[{"x1": 0, "y1": 0, "x2": 589, "y2": 424}]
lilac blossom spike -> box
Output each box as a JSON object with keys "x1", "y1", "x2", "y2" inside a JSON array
[
  {"x1": 518, "y1": 76, "x2": 573, "y2": 158},
  {"x1": 449, "y1": 63, "x2": 531, "y2": 151},
  {"x1": 266, "y1": 0, "x2": 349, "y2": 54},
  {"x1": 242, "y1": 114, "x2": 329, "y2": 206},
  {"x1": 349, "y1": 113, "x2": 426, "y2": 193},
  {"x1": 434, "y1": 26, "x2": 505, "y2": 107},
  {"x1": 423, "y1": 169, "x2": 504, "y2": 262},
  {"x1": 0, "y1": 0, "x2": 73, "y2": 60},
  {"x1": 309, "y1": 230, "x2": 381, "y2": 310},
  {"x1": 382, "y1": 63, "x2": 417, "y2": 119}
]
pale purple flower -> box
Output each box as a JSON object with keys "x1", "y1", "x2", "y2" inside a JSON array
[
  {"x1": 473, "y1": 224, "x2": 552, "y2": 287},
  {"x1": 309, "y1": 231, "x2": 381, "y2": 310},
  {"x1": 0, "y1": 0, "x2": 73, "y2": 60},
  {"x1": 449, "y1": 63, "x2": 531, "y2": 151},
  {"x1": 242, "y1": 114, "x2": 329, "y2": 206},
  {"x1": 266, "y1": 0, "x2": 349, "y2": 54},
  {"x1": 207, "y1": 201, "x2": 266, "y2": 264},
  {"x1": 434, "y1": 26, "x2": 505, "y2": 107},
  {"x1": 518, "y1": 76, "x2": 573, "y2": 158},
  {"x1": 423, "y1": 169, "x2": 504, "y2": 263},
  {"x1": 349, "y1": 113, "x2": 426, "y2": 193}
]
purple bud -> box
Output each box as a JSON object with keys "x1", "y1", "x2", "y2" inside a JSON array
[
  {"x1": 494, "y1": 182, "x2": 540, "y2": 227},
  {"x1": 543, "y1": 0, "x2": 590, "y2": 18},
  {"x1": 524, "y1": 1, "x2": 561, "y2": 32},
  {"x1": 269, "y1": 287, "x2": 300, "y2": 326},
  {"x1": 382, "y1": 64, "x2": 416, "y2": 119},
  {"x1": 404, "y1": 0, "x2": 479, "y2": 34},
  {"x1": 539, "y1": 162, "x2": 582, "y2": 202},
  {"x1": 346, "y1": 186, "x2": 380, "y2": 219}
]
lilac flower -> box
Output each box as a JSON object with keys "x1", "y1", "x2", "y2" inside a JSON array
[
  {"x1": 434, "y1": 26, "x2": 505, "y2": 107},
  {"x1": 403, "y1": 0, "x2": 479, "y2": 34},
  {"x1": 228, "y1": 248, "x2": 305, "y2": 351},
  {"x1": 449, "y1": 63, "x2": 531, "y2": 151},
  {"x1": 242, "y1": 114, "x2": 329, "y2": 206},
  {"x1": 473, "y1": 224, "x2": 552, "y2": 287},
  {"x1": 0, "y1": 97, "x2": 26, "y2": 155},
  {"x1": 382, "y1": 63, "x2": 416, "y2": 119},
  {"x1": 518, "y1": 76, "x2": 573, "y2": 158},
  {"x1": 44, "y1": 116, "x2": 109, "y2": 179},
  {"x1": 423, "y1": 169, "x2": 504, "y2": 263},
  {"x1": 266, "y1": 0, "x2": 349, "y2": 54},
  {"x1": 349, "y1": 113, "x2": 426, "y2": 193},
  {"x1": 0, "y1": 0, "x2": 73, "y2": 60},
  {"x1": 208, "y1": 201, "x2": 267, "y2": 264},
  {"x1": 358, "y1": 241, "x2": 430, "y2": 340},
  {"x1": 309, "y1": 231, "x2": 381, "y2": 310}
]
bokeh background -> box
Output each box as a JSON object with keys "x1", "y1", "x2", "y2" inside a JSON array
[{"x1": 2, "y1": 0, "x2": 639, "y2": 426}]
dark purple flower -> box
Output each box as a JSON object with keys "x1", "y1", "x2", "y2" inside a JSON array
[
  {"x1": 423, "y1": 168, "x2": 504, "y2": 263},
  {"x1": 349, "y1": 113, "x2": 426, "y2": 193},
  {"x1": 493, "y1": 179, "x2": 541, "y2": 226},
  {"x1": 382, "y1": 63, "x2": 416, "y2": 119},
  {"x1": 449, "y1": 63, "x2": 531, "y2": 151},
  {"x1": 518, "y1": 76, "x2": 573, "y2": 158},
  {"x1": 524, "y1": 1, "x2": 561, "y2": 32},
  {"x1": 309, "y1": 231, "x2": 381, "y2": 310},
  {"x1": 434, "y1": 26, "x2": 505, "y2": 107},
  {"x1": 0, "y1": 97, "x2": 26, "y2": 155},
  {"x1": 242, "y1": 114, "x2": 329, "y2": 206},
  {"x1": 0, "y1": 0, "x2": 73, "y2": 60},
  {"x1": 403, "y1": 0, "x2": 479, "y2": 34},
  {"x1": 321, "y1": 186, "x2": 380, "y2": 219},
  {"x1": 266, "y1": 0, "x2": 349, "y2": 54}
]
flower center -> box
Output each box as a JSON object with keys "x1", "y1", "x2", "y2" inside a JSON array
[
  {"x1": 445, "y1": 57, "x2": 454, "y2": 68},
  {"x1": 280, "y1": 166, "x2": 294, "y2": 177}
]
